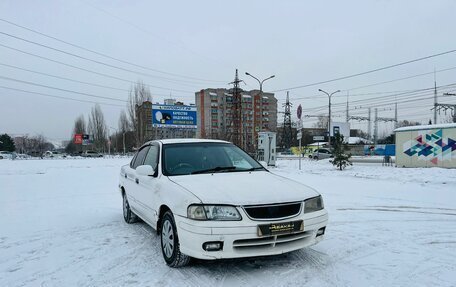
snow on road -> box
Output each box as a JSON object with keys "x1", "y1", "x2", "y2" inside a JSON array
[{"x1": 0, "y1": 158, "x2": 455, "y2": 287}]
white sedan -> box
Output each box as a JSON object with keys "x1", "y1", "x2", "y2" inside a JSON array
[{"x1": 119, "y1": 139, "x2": 328, "y2": 267}]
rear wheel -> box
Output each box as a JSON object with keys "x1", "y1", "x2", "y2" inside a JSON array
[
  {"x1": 160, "y1": 211, "x2": 190, "y2": 267},
  {"x1": 122, "y1": 192, "x2": 138, "y2": 223},
  {"x1": 313, "y1": 156, "x2": 319, "y2": 160}
]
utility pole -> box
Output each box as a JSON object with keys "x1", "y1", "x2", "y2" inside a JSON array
[
  {"x1": 394, "y1": 102, "x2": 398, "y2": 129},
  {"x1": 368, "y1": 107, "x2": 372, "y2": 140},
  {"x1": 245, "y1": 72, "x2": 275, "y2": 152},
  {"x1": 374, "y1": 108, "x2": 378, "y2": 144},
  {"x1": 318, "y1": 89, "x2": 341, "y2": 151},
  {"x1": 433, "y1": 70, "x2": 437, "y2": 124},
  {"x1": 346, "y1": 92, "x2": 350, "y2": 122},
  {"x1": 228, "y1": 69, "x2": 243, "y2": 148},
  {"x1": 280, "y1": 92, "x2": 293, "y2": 149}
]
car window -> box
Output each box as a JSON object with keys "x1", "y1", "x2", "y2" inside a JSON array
[
  {"x1": 131, "y1": 146, "x2": 150, "y2": 169},
  {"x1": 144, "y1": 145, "x2": 159, "y2": 171},
  {"x1": 162, "y1": 142, "x2": 263, "y2": 176},
  {"x1": 224, "y1": 147, "x2": 252, "y2": 169}
]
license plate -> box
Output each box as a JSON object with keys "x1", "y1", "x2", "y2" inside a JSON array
[{"x1": 257, "y1": 220, "x2": 304, "y2": 237}]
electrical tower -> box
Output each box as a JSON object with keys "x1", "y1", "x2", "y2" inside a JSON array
[
  {"x1": 227, "y1": 69, "x2": 244, "y2": 148},
  {"x1": 373, "y1": 107, "x2": 397, "y2": 144},
  {"x1": 432, "y1": 92, "x2": 456, "y2": 123},
  {"x1": 348, "y1": 107, "x2": 372, "y2": 140},
  {"x1": 280, "y1": 91, "x2": 293, "y2": 149}
]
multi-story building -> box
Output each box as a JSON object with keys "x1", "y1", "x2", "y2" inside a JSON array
[
  {"x1": 195, "y1": 88, "x2": 277, "y2": 151},
  {"x1": 136, "y1": 100, "x2": 196, "y2": 143}
]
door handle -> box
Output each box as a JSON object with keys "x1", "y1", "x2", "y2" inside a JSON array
[{"x1": 135, "y1": 178, "x2": 139, "y2": 184}]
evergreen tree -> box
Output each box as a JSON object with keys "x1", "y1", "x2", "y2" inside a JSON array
[
  {"x1": 331, "y1": 133, "x2": 352, "y2": 170},
  {"x1": 0, "y1": 134, "x2": 15, "y2": 152}
]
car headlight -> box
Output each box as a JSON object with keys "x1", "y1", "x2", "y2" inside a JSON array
[
  {"x1": 304, "y1": 196, "x2": 324, "y2": 213},
  {"x1": 187, "y1": 205, "x2": 241, "y2": 221}
]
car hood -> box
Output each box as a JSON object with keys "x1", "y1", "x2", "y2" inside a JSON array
[{"x1": 168, "y1": 171, "x2": 319, "y2": 205}]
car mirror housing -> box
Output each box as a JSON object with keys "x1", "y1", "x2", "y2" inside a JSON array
[{"x1": 136, "y1": 165, "x2": 155, "y2": 176}]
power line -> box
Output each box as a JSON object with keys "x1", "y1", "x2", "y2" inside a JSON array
[
  {"x1": 0, "y1": 43, "x2": 194, "y2": 93},
  {"x1": 0, "y1": 62, "x2": 129, "y2": 93},
  {"x1": 0, "y1": 75, "x2": 127, "y2": 103},
  {"x1": 343, "y1": 66, "x2": 456, "y2": 91},
  {"x1": 0, "y1": 85, "x2": 124, "y2": 107},
  {"x1": 271, "y1": 48, "x2": 456, "y2": 92},
  {"x1": 0, "y1": 17, "x2": 225, "y2": 83},
  {"x1": 0, "y1": 31, "x2": 212, "y2": 87},
  {"x1": 76, "y1": 0, "x2": 228, "y2": 69}
]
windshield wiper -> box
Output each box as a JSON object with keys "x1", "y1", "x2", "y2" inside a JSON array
[
  {"x1": 244, "y1": 167, "x2": 265, "y2": 172},
  {"x1": 191, "y1": 166, "x2": 237, "y2": 174}
]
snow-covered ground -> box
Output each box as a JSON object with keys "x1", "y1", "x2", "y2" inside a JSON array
[{"x1": 1, "y1": 158, "x2": 455, "y2": 286}]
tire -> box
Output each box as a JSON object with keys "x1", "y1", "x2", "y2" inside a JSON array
[
  {"x1": 122, "y1": 192, "x2": 138, "y2": 223},
  {"x1": 313, "y1": 156, "x2": 319, "y2": 160},
  {"x1": 160, "y1": 211, "x2": 190, "y2": 267}
]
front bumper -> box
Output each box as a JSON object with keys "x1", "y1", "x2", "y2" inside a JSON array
[{"x1": 175, "y1": 208, "x2": 328, "y2": 260}]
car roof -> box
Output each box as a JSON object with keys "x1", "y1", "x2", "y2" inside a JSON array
[{"x1": 145, "y1": 138, "x2": 231, "y2": 145}]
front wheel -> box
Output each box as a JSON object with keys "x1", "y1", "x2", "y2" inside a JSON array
[{"x1": 160, "y1": 211, "x2": 190, "y2": 267}]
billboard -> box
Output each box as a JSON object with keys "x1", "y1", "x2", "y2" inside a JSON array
[
  {"x1": 152, "y1": 104, "x2": 197, "y2": 129},
  {"x1": 74, "y1": 134, "x2": 83, "y2": 144},
  {"x1": 73, "y1": 134, "x2": 93, "y2": 145}
]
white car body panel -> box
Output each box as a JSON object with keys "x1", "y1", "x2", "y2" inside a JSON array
[
  {"x1": 168, "y1": 171, "x2": 319, "y2": 205},
  {"x1": 119, "y1": 139, "x2": 328, "y2": 261}
]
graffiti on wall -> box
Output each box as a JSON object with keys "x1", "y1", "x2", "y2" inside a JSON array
[{"x1": 403, "y1": 129, "x2": 456, "y2": 165}]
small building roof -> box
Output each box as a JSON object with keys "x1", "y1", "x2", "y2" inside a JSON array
[{"x1": 394, "y1": 123, "x2": 456, "y2": 132}]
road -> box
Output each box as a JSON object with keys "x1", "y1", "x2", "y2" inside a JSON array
[{"x1": 0, "y1": 158, "x2": 455, "y2": 286}]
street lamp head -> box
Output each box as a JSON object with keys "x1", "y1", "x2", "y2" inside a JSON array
[
  {"x1": 270, "y1": 75, "x2": 275, "y2": 79},
  {"x1": 245, "y1": 72, "x2": 250, "y2": 76},
  {"x1": 318, "y1": 89, "x2": 323, "y2": 92}
]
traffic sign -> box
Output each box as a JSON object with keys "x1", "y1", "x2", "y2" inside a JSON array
[
  {"x1": 297, "y1": 104, "x2": 302, "y2": 120},
  {"x1": 313, "y1": 135, "x2": 325, "y2": 141},
  {"x1": 296, "y1": 120, "x2": 303, "y2": 131},
  {"x1": 297, "y1": 131, "x2": 302, "y2": 140}
]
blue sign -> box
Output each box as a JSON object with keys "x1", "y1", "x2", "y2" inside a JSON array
[
  {"x1": 152, "y1": 104, "x2": 197, "y2": 129},
  {"x1": 364, "y1": 144, "x2": 396, "y2": 156}
]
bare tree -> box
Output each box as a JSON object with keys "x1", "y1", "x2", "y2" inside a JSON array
[
  {"x1": 397, "y1": 120, "x2": 421, "y2": 128},
  {"x1": 73, "y1": 115, "x2": 86, "y2": 135},
  {"x1": 88, "y1": 104, "x2": 108, "y2": 152},
  {"x1": 313, "y1": 116, "x2": 328, "y2": 129},
  {"x1": 118, "y1": 110, "x2": 130, "y2": 133},
  {"x1": 127, "y1": 81, "x2": 152, "y2": 147}
]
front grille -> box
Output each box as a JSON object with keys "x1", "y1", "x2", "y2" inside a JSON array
[
  {"x1": 243, "y1": 202, "x2": 302, "y2": 220},
  {"x1": 232, "y1": 230, "x2": 313, "y2": 250}
]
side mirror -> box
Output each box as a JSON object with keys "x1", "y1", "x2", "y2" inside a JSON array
[{"x1": 136, "y1": 165, "x2": 155, "y2": 176}]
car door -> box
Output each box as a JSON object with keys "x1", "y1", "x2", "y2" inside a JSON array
[
  {"x1": 134, "y1": 143, "x2": 160, "y2": 226},
  {"x1": 125, "y1": 146, "x2": 150, "y2": 214}
]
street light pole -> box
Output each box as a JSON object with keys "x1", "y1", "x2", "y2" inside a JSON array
[
  {"x1": 245, "y1": 72, "x2": 275, "y2": 153},
  {"x1": 318, "y1": 89, "x2": 341, "y2": 151}
]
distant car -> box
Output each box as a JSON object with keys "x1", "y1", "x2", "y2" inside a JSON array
[
  {"x1": 83, "y1": 151, "x2": 103, "y2": 158},
  {"x1": 120, "y1": 139, "x2": 328, "y2": 267},
  {"x1": 44, "y1": 151, "x2": 66, "y2": 158},
  {"x1": 0, "y1": 151, "x2": 16, "y2": 160},
  {"x1": 311, "y1": 148, "x2": 333, "y2": 160}
]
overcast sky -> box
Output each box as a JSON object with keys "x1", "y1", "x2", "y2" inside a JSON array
[{"x1": 1, "y1": 0, "x2": 456, "y2": 142}]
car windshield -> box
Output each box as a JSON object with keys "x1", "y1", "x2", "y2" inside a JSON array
[{"x1": 162, "y1": 142, "x2": 264, "y2": 176}]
